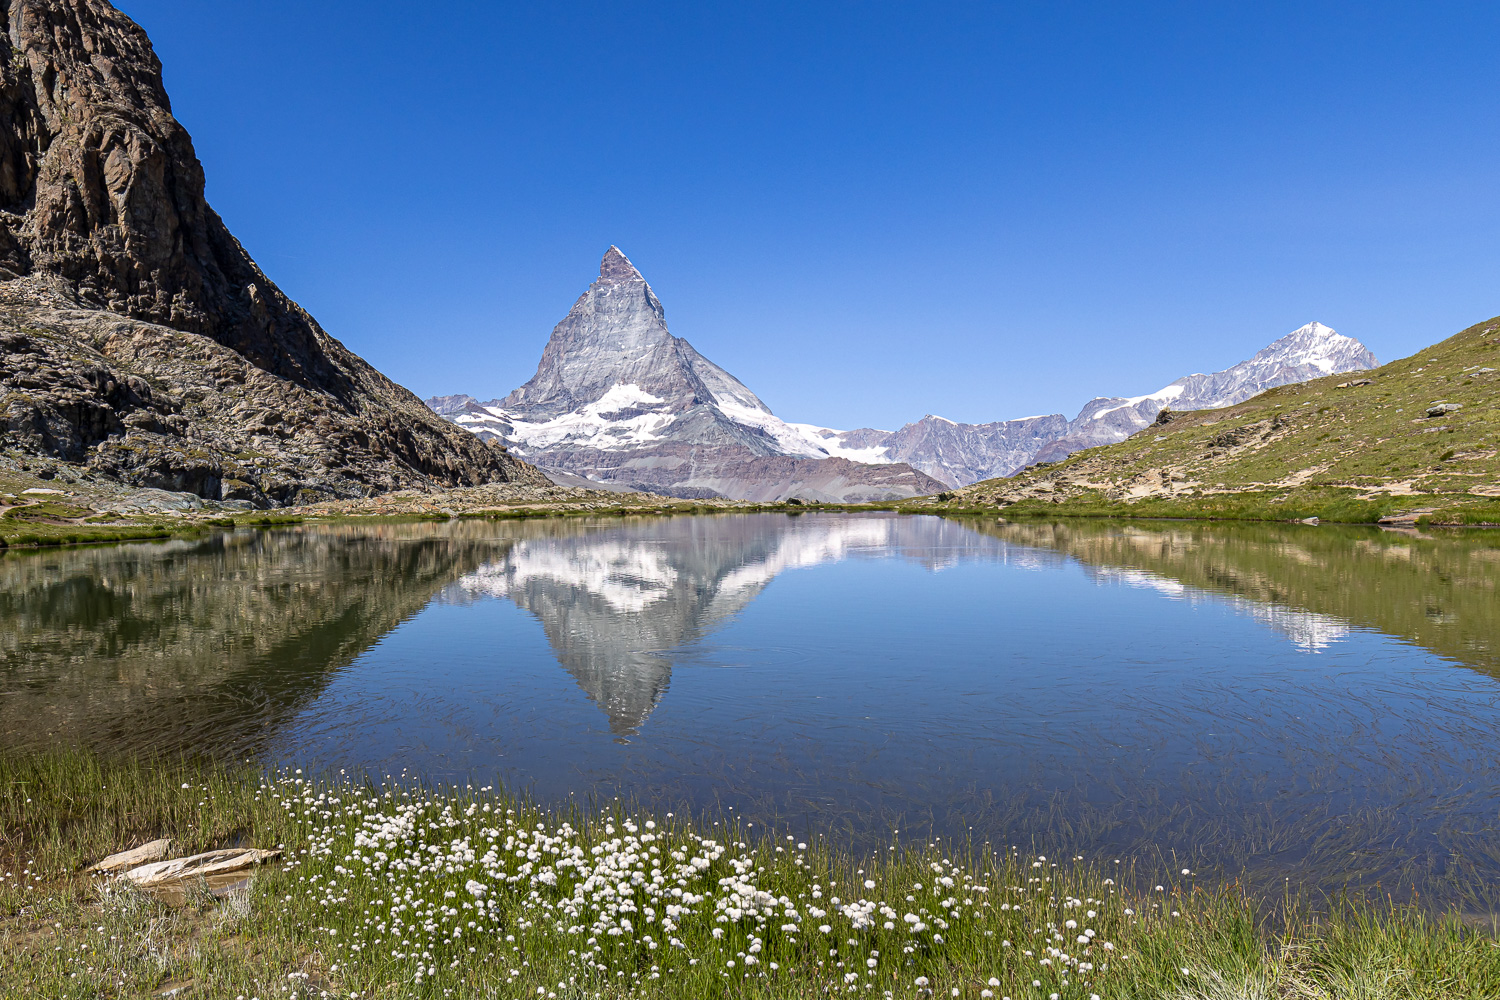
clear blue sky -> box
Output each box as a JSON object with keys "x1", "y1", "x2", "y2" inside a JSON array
[{"x1": 119, "y1": 1, "x2": 1500, "y2": 430}]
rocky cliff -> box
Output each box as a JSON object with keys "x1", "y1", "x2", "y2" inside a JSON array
[
  {"x1": 0, "y1": 0, "x2": 544, "y2": 505},
  {"x1": 431, "y1": 248, "x2": 945, "y2": 501}
]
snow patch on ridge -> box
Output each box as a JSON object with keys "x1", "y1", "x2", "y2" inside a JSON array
[
  {"x1": 1088, "y1": 382, "x2": 1187, "y2": 421},
  {"x1": 784, "y1": 423, "x2": 895, "y2": 463},
  {"x1": 476, "y1": 384, "x2": 679, "y2": 452}
]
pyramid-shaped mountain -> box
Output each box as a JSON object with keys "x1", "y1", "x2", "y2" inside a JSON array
[
  {"x1": 431, "y1": 248, "x2": 945, "y2": 501},
  {"x1": 433, "y1": 249, "x2": 1378, "y2": 496}
]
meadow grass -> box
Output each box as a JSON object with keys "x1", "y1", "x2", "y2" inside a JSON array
[{"x1": 2, "y1": 751, "x2": 1496, "y2": 999}]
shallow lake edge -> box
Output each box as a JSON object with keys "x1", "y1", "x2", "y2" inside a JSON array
[{"x1": 4, "y1": 749, "x2": 1498, "y2": 998}]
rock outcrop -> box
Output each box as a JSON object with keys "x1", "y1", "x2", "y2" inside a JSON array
[
  {"x1": 431, "y1": 248, "x2": 945, "y2": 501},
  {"x1": 0, "y1": 0, "x2": 544, "y2": 505}
]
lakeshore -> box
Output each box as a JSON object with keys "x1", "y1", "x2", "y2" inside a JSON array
[
  {"x1": 6, "y1": 513, "x2": 1500, "y2": 998},
  {"x1": 4, "y1": 751, "x2": 1498, "y2": 999}
]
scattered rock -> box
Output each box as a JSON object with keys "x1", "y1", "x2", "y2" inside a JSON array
[
  {"x1": 1427, "y1": 403, "x2": 1464, "y2": 417},
  {"x1": 88, "y1": 838, "x2": 172, "y2": 872},
  {"x1": 122, "y1": 848, "x2": 281, "y2": 888},
  {"x1": 1335, "y1": 378, "x2": 1374, "y2": 388}
]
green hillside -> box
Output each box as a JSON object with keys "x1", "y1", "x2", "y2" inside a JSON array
[{"x1": 924, "y1": 315, "x2": 1500, "y2": 523}]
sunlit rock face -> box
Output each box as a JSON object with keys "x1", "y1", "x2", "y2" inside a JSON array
[
  {"x1": 0, "y1": 0, "x2": 543, "y2": 503},
  {"x1": 428, "y1": 249, "x2": 947, "y2": 502}
]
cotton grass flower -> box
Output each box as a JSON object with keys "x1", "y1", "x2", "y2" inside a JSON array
[{"x1": 242, "y1": 768, "x2": 1135, "y2": 998}]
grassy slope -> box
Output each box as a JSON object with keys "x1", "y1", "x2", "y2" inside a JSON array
[{"x1": 925, "y1": 316, "x2": 1500, "y2": 523}]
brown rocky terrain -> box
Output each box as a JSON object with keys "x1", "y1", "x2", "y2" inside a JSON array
[{"x1": 0, "y1": 0, "x2": 545, "y2": 506}]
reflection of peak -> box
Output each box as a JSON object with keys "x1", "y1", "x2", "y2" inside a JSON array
[
  {"x1": 1239, "y1": 601, "x2": 1350, "y2": 652},
  {"x1": 458, "y1": 520, "x2": 788, "y2": 733},
  {"x1": 456, "y1": 514, "x2": 1006, "y2": 733},
  {"x1": 1084, "y1": 563, "x2": 1350, "y2": 653}
]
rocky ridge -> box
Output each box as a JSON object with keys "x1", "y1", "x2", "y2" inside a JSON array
[
  {"x1": 922, "y1": 316, "x2": 1499, "y2": 522},
  {"x1": 430, "y1": 248, "x2": 945, "y2": 501},
  {"x1": 0, "y1": 0, "x2": 544, "y2": 505},
  {"x1": 820, "y1": 323, "x2": 1378, "y2": 486}
]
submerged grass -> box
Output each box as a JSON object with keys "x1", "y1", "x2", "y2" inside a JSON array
[{"x1": 2, "y1": 751, "x2": 1497, "y2": 999}]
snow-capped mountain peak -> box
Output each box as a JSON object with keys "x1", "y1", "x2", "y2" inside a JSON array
[
  {"x1": 428, "y1": 249, "x2": 1375, "y2": 497},
  {"x1": 1250, "y1": 321, "x2": 1367, "y2": 374},
  {"x1": 797, "y1": 321, "x2": 1378, "y2": 487},
  {"x1": 426, "y1": 248, "x2": 949, "y2": 500}
]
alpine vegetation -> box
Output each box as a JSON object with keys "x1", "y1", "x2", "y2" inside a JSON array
[
  {"x1": 6, "y1": 754, "x2": 1499, "y2": 998},
  {"x1": 275, "y1": 772, "x2": 1124, "y2": 997}
]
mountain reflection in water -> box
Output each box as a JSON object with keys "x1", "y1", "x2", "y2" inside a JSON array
[
  {"x1": 0, "y1": 522, "x2": 515, "y2": 755},
  {"x1": 450, "y1": 515, "x2": 986, "y2": 733},
  {"x1": 5, "y1": 513, "x2": 1500, "y2": 907}
]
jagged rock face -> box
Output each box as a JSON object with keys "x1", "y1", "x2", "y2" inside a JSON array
[
  {"x1": 817, "y1": 322, "x2": 1378, "y2": 486},
  {"x1": 503, "y1": 247, "x2": 762, "y2": 426},
  {"x1": 432, "y1": 248, "x2": 946, "y2": 501},
  {"x1": 865, "y1": 413, "x2": 1071, "y2": 488},
  {"x1": 0, "y1": 0, "x2": 545, "y2": 503}
]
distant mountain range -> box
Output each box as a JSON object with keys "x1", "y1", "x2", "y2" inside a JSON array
[
  {"x1": 431, "y1": 248, "x2": 1377, "y2": 498},
  {"x1": 938, "y1": 314, "x2": 1500, "y2": 525},
  {"x1": 816, "y1": 321, "x2": 1379, "y2": 486}
]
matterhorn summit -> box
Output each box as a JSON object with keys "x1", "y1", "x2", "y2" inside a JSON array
[{"x1": 429, "y1": 248, "x2": 946, "y2": 501}]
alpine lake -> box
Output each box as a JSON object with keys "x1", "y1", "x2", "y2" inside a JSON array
[{"x1": 5, "y1": 512, "x2": 1499, "y2": 914}]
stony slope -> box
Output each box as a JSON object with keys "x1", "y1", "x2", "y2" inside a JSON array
[
  {"x1": 924, "y1": 316, "x2": 1500, "y2": 522},
  {"x1": 823, "y1": 323, "x2": 1377, "y2": 486},
  {"x1": 431, "y1": 248, "x2": 944, "y2": 501},
  {"x1": 0, "y1": 0, "x2": 544, "y2": 505}
]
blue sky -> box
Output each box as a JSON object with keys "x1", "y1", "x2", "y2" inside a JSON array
[{"x1": 119, "y1": 1, "x2": 1500, "y2": 430}]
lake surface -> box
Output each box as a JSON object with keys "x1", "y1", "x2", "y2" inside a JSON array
[{"x1": 4, "y1": 513, "x2": 1500, "y2": 907}]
